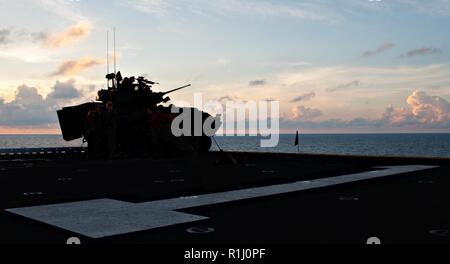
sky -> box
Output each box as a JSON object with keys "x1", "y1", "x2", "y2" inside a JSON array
[{"x1": 0, "y1": 0, "x2": 450, "y2": 134}]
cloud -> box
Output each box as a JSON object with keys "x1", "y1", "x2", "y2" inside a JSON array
[
  {"x1": 215, "y1": 95, "x2": 248, "y2": 104},
  {"x1": 285, "y1": 105, "x2": 323, "y2": 121},
  {"x1": 399, "y1": 0, "x2": 450, "y2": 17},
  {"x1": 290, "y1": 92, "x2": 315, "y2": 103},
  {"x1": 217, "y1": 96, "x2": 233, "y2": 102},
  {"x1": 379, "y1": 105, "x2": 417, "y2": 126},
  {"x1": 286, "y1": 61, "x2": 311, "y2": 67},
  {"x1": 44, "y1": 21, "x2": 91, "y2": 49},
  {"x1": 326, "y1": 80, "x2": 361, "y2": 92},
  {"x1": 124, "y1": 0, "x2": 341, "y2": 23},
  {"x1": 352, "y1": 0, "x2": 450, "y2": 17},
  {"x1": 0, "y1": 22, "x2": 89, "y2": 50},
  {"x1": 281, "y1": 90, "x2": 450, "y2": 130},
  {"x1": 0, "y1": 85, "x2": 53, "y2": 127},
  {"x1": 34, "y1": 0, "x2": 86, "y2": 21},
  {"x1": 0, "y1": 80, "x2": 83, "y2": 127},
  {"x1": 31, "y1": 32, "x2": 49, "y2": 43},
  {"x1": 0, "y1": 28, "x2": 61, "y2": 46},
  {"x1": 46, "y1": 79, "x2": 81, "y2": 100},
  {"x1": 398, "y1": 47, "x2": 443, "y2": 58},
  {"x1": 125, "y1": 0, "x2": 450, "y2": 23},
  {"x1": 361, "y1": 42, "x2": 395, "y2": 58},
  {"x1": 227, "y1": 0, "x2": 337, "y2": 21},
  {"x1": 126, "y1": 0, "x2": 170, "y2": 15},
  {"x1": 0, "y1": 23, "x2": 92, "y2": 62},
  {"x1": 369, "y1": 90, "x2": 450, "y2": 127},
  {"x1": 50, "y1": 57, "x2": 104, "y2": 76},
  {"x1": 204, "y1": 64, "x2": 450, "y2": 129},
  {"x1": 406, "y1": 90, "x2": 450, "y2": 123},
  {"x1": 279, "y1": 64, "x2": 450, "y2": 96},
  {"x1": 249, "y1": 79, "x2": 266, "y2": 87},
  {"x1": 0, "y1": 28, "x2": 11, "y2": 45}
]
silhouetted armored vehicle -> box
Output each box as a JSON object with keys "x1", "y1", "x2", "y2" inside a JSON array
[{"x1": 57, "y1": 71, "x2": 220, "y2": 158}]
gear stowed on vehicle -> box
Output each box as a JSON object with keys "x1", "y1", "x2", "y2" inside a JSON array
[{"x1": 57, "y1": 71, "x2": 221, "y2": 158}]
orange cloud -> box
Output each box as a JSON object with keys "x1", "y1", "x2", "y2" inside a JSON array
[
  {"x1": 45, "y1": 21, "x2": 91, "y2": 49},
  {"x1": 50, "y1": 57, "x2": 105, "y2": 76}
]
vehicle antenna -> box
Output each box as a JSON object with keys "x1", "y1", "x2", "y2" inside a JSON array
[
  {"x1": 106, "y1": 30, "x2": 110, "y2": 88},
  {"x1": 114, "y1": 27, "x2": 117, "y2": 75}
]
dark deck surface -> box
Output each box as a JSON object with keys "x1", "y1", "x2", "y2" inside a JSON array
[{"x1": 1, "y1": 151, "x2": 449, "y2": 244}]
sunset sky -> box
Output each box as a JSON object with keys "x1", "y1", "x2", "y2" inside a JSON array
[{"x1": 1, "y1": 0, "x2": 450, "y2": 134}]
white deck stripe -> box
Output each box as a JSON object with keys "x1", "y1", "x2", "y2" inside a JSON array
[{"x1": 6, "y1": 165, "x2": 437, "y2": 238}]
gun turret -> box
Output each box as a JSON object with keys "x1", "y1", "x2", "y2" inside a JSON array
[
  {"x1": 162, "y1": 84, "x2": 191, "y2": 96},
  {"x1": 146, "y1": 84, "x2": 191, "y2": 106}
]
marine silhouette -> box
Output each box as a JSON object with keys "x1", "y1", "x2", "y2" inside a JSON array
[{"x1": 57, "y1": 71, "x2": 220, "y2": 158}]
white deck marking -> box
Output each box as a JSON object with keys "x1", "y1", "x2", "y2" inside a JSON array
[{"x1": 6, "y1": 165, "x2": 437, "y2": 238}]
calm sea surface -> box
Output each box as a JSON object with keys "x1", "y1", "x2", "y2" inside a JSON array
[{"x1": 1, "y1": 134, "x2": 450, "y2": 158}]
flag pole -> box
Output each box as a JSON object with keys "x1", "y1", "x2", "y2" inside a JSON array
[{"x1": 294, "y1": 130, "x2": 299, "y2": 153}]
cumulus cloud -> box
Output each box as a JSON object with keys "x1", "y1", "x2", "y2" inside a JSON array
[
  {"x1": 44, "y1": 21, "x2": 91, "y2": 49},
  {"x1": 407, "y1": 90, "x2": 450, "y2": 123},
  {"x1": 249, "y1": 79, "x2": 266, "y2": 87},
  {"x1": 0, "y1": 28, "x2": 11, "y2": 45},
  {"x1": 370, "y1": 90, "x2": 450, "y2": 127},
  {"x1": 281, "y1": 90, "x2": 450, "y2": 130},
  {"x1": 379, "y1": 105, "x2": 408, "y2": 124},
  {"x1": 399, "y1": 47, "x2": 443, "y2": 58},
  {"x1": 290, "y1": 92, "x2": 315, "y2": 103},
  {"x1": 0, "y1": 80, "x2": 83, "y2": 127},
  {"x1": 0, "y1": 85, "x2": 54, "y2": 127},
  {"x1": 50, "y1": 57, "x2": 104, "y2": 76},
  {"x1": 326, "y1": 80, "x2": 360, "y2": 92},
  {"x1": 285, "y1": 105, "x2": 323, "y2": 121},
  {"x1": 46, "y1": 79, "x2": 82, "y2": 100},
  {"x1": 361, "y1": 42, "x2": 395, "y2": 58}
]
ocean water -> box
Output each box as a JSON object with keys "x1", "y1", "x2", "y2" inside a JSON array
[
  {"x1": 0, "y1": 135, "x2": 84, "y2": 149},
  {"x1": 211, "y1": 134, "x2": 450, "y2": 158},
  {"x1": 1, "y1": 134, "x2": 450, "y2": 158}
]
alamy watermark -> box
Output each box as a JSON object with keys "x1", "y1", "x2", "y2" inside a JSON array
[{"x1": 170, "y1": 93, "x2": 280, "y2": 147}]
